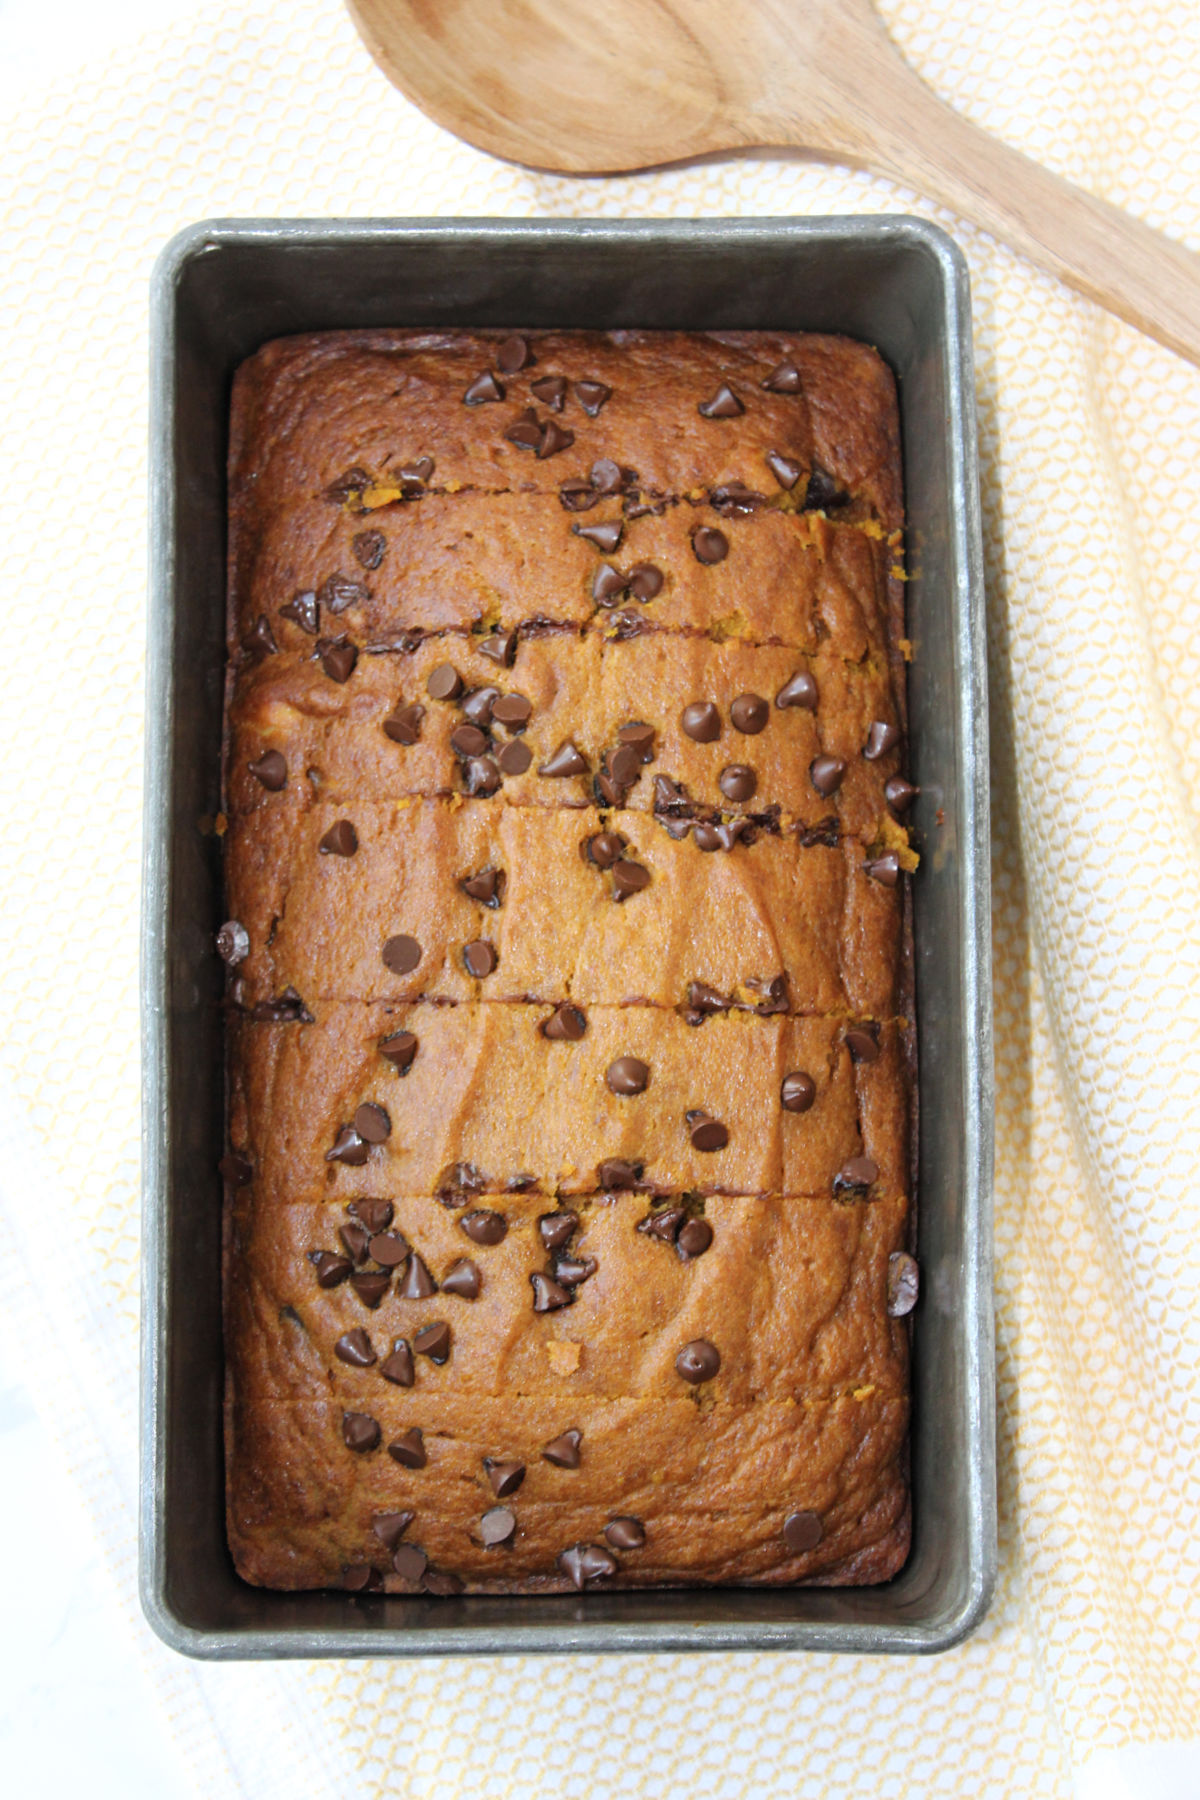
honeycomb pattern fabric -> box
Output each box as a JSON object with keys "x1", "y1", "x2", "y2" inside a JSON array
[{"x1": 0, "y1": 0, "x2": 1197, "y2": 1795}]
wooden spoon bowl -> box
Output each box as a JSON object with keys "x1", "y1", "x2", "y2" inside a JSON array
[{"x1": 346, "y1": 0, "x2": 1200, "y2": 366}]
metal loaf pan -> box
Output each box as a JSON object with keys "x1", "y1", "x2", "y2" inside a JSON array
[{"x1": 143, "y1": 216, "x2": 994, "y2": 1659}]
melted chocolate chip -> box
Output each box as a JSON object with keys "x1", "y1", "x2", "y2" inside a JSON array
[
  {"x1": 398, "y1": 456, "x2": 435, "y2": 484},
  {"x1": 542, "y1": 1003, "x2": 587, "y2": 1041},
  {"x1": 484, "y1": 1458, "x2": 526, "y2": 1498},
  {"x1": 611, "y1": 859, "x2": 650, "y2": 899},
  {"x1": 885, "y1": 776, "x2": 920, "y2": 816},
  {"x1": 281, "y1": 589, "x2": 319, "y2": 634},
  {"x1": 730, "y1": 693, "x2": 769, "y2": 734},
  {"x1": 324, "y1": 466, "x2": 370, "y2": 503},
  {"x1": 310, "y1": 1250, "x2": 352, "y2": 1288},
  {"x1": 249, "y1": 986, "x2": 312, "y2": 1023},
  {"x1": 388, "y1": 1428, "x2": 427, "y2": 1468},
  {"x1": 574, "y1": 519, "x2": 623, "y2": 553},
  {"x1": 692, "y1": 526, "x2": 729, "y2": 565},
  {"x1": 542, "y1": 1429, "x2": 582, "y2": 1467},
  {"x1": 530, "y1": 1272, "x2": 573, "y2": 1312},
  {"x1": 539, "y1": 1212, "x2": 578, "y2": 1252},
  {"x1": 675, "y1": 1340, "x2": 721, "y2": 1384},
  {"x1": 776, "y1": 670, "x2": 818, "y2": 711},
  {"x1": 496, "y1": 334, "x2": 533, "y2": 374},
  {"x1": 762, "y1": 361, "x2": 802, "y2": 393},
  {"x1": 382, "y1": 934, "x2": 422, "y2": 975},
  {"x1": 597, "y1": 1158, "x2": 641, "y2": 1190},
  {"x1": 463, "y1": 938, "x2": 498, "y2": 977},
  {"x1": 559, "y1": 1543, "x2": 618, "y2": 1588},
  {"x1": 688, "y1": 1112, "x2": 729, "y2": 1152},
  {"x1": 864, "y1": 720, "x2": 901, "y2": 761},
  {"x1": 627, "y1": 563, "x2": 664, "y2": 601},
  {"x1": 586, "y1": 831, "x2": 626, "y2": 868},
  {"x1": 888, "y1": 1251, "x2": 920, "y2": 1316},
  {"x1": 438, "y1": 1161, "x2": 488, "y2": 1204},
  {"x1": 372, "y1": 1510, "x2": 414, "y2": 1551},
  {"x1": 460, "y1": 1209, "x2": 507, "y2": 1246},
  {"x1": 383, "y1": 702, "x2": 424, "y2": 745},
  {"x1": 380, "y1": 1340, "x2": 415, "y2": 1385},
  {"x1": 369, "y1": 1231, "x2": 409, "y2": 1267},
  {"x1": 379, "y1": 1029, "x2": 418, "y2": 1074},
  {"x1": 799, "y1": 817, "x2": 839, "y2": 848},
  {"x1": 804, "y1": 466, "x2": 848, "y2": 510},
  {"x1": 834, "y1": 1156, "x2": 879, "y2": 1196},
  {"x1": 216, "y1": 921, "x2": 249, "y2": 966},
  {"x1": 845, "y1": 1024, "x2": 881, "y2": 1063},
  {"x1": 864, "y1": 852, "x2": 900, "y2": 887},
  {"x1": 465, "y1": 370, "x2": 504, "y2": 404},
  {"x1": 809, "y1": 755, "x2": 847, "y2": 797},
  {"x1": 681, "y1": 701, "x2": 721, "y2": 742},
  {"x1": 249, "y1": 749, "x2": 287, "y2": 790},
  {"x1": 480, "y1": 1506, "x2": 516, "y2": 1547},
  {"x1": 400, "y1": 1254, "x2": 438, "y2": 1300},
  {"x1": 710, "y1": 482, "x2": 765, "y2": 516},
  {"x1": 719, "y1": 764, "x2": 757, "y2": 802},
  {"x1": 593, "y1": 563, "x2": 629, "y2": 605},
  {"x1": 439, "y1": 1257, "x2": 480, "y2": 1301},
  {"x1": 604, "y1": 1516, "x2": 645, "y2": 1550},
  {"x1": 698, "y1": 383, "x2": 744, "y2": 418},
  {"x1": 539, "y1": 741, "x2": 588, "y2": 778},
  {"x1": 318, "y1": 636, "x2": 358, "y2": 683},
  {"x1": 676, "y1": 1217, "x2": 713, "y2": 1261},
  {"x1": 335, "y1": 1329, "x2": 377, "y2": 1367},
  {"x1": 574, "y1": 379, "x2": 612, "y2": 416},
  {"x1": 326, "y1": 1125, "x2": 369, "y2": 1166},
  {"x1": 320, "y1": 574, "x2": 369, "y2": 617},
  {"x1": 413, "y1": 1321, "x2": 451, "y2": 1363},
  {"x1": 637, "y1": 1205, "x2": 685, "y2": 1243},
  {"x1": 559, "y1": 478, "x2": 598, "y2": 512},
  {"x1": 352, "y1": 529, "x2": 386, "y2": 570},
  {"x1": 342, "y1": 1411, "x2": 381, "y2": 1453},
  {"x1": 781, "y1": 1070, "x2": 817, "y2": 1113},
  {"x1": 606, "y1": 1055, "x2": 650, "y2": 1095},
  {"x1": 319, "y1": 819, "x2": 358, "y2": 857},
  {"x1": 783, "y1": 1510, "x2": 823, "y2": 1552},
  {"x1": 351, "y1": 1270, "x2": 392, "y2": 1308},
  {"x1": 765, "y1": 450, "x2": 802, "y2": 489},
  {"x1": 694, "y1": 819, "x2": 751, "y2": 852},
  {"x1": 478, "y1": 629, "x2": 517, "y2": 666},
  {"x1": 426, "y1": 663, "x2": 463, "y2": 701}
]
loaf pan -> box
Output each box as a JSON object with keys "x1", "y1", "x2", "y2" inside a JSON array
[{"x1": 142, "y1": 216, "x2": 994, "y2": 1659}]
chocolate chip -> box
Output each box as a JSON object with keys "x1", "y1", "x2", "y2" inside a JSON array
[
  {"x1": 320, "y1": 574, "x2": 369, "y2": 616},
  {"x1": 805, "y1": 466, "x2": 848, "y2": 510},
  {"x1": 498, "y1": 739, "x2": 532, "y2": 776},
  {"x1": 574, "y1": 379, "x2": 612, "y2": 416},
  {"x1": 799, "y1": 817, "x2": 839, "y2": 848},
  {"x1": 462, "y1": 867, "x2": 505, "y2": 906},
  {"x1": 349, "y1": 1105, "x2": 389, "y2": 1150},
  {"x1": 441, "y1": 1258, "x2": 482, "y2": 1299},
  {"x1": 369, "y1": 1232, "x2": 409, "y2": 1267},
  {"x1": 460, "y1": 1209, "x2": 507, "y2": 1246},
  {"x1": 351, "y1": 1268, "x2": 392, "y2": 1307},
  {"x1": 590, "y1": 458, "x2": 623, "y2": 494},
  {"x1": 249, "y1": 749, "x2": 287, "y2": 790},
  {"x1": 392, "y1": 1543, "x2": 428, "y2": 1580},
  {"x1": 400, "y1": 1254, "x2": 438, "y2": 1300},
  {"x1": 834, "y1": 1156, "x2": 879, "y2": 1196},
  {"x1": 326, "y1": 1125, "x2": 369, "y2": 1166},
  {"x1": 559, "y1": 478, "x2": 598, "y2": 511},
  {"x1": 241, "y1": 614, "x2": 277, "y2": 659},
  {"x1": 463, "y1": 938, "x2": 498, "y2": 977},
  {"x1": 864, "y1": 852, "x2": 901, "y2": 887},
  {"x1": 216, "y1": 920, "x2": 249, "y2": 966},
  {"x1": 783, "y1": 1510, "x2": 823, "y2": 1552},
  {"x1": 809, "y1": 755, "x2": 847, "y2": 796},
  {"x1": 340, "y1": 1222, "x2": 370, "y2": 1263},
  {"x1": 776, "y1": 670, "x2": 818, "y2": 711},
  {"x1": 491, "y1": 693, "x2": 532, "y2": 727},
  {"x1": 542, "y1": 1429, "x2": 582, "y2": 1467},
  {"x1": 698, "y1": 383, "x2": 744, "y2": 418},
  {"x1": 554, "y1": 1256, "x2": 597, "y2": 1287},
  {"x1": 531, "y1": 374, "x2": 566, "y2": 410},
  {"x1": 422, "y1": 1570, "x2": 464, "y2": 1596},
  {"x1": 439, "y1": 1162, "x2": 488, "y2": 1203},
  {"x1": 627, "y1": 562, "x2": 664, "y2": 601},
  {"x1": 730, "y1": 693, "x2": 769, "y2": 734},
  {"x1": 765, "y1": 450, "x2": 802, "y2": 489},
  {"x1": 413, "y1": 1321, "x2": 451, "y2": 1362},
  {"x1": 480, "y1": 1506, "x2": 516, "y2": 1547},
  {"x1": 342, "y1": 1563, "x2": 377, "y2": 1592},
  {"x1": 604, "y1": 1516, "x2": 645, "y2": 1550},
  {"x1": 611, "y1": 859, "x2": 650, "y2": 899},
  {"x1": 318, "y1": 637, "x2": 358, "y2": 683},
  {"x1": 382, "y1": 934, "x2": 422, "y2": 974},
  {"x1": 388, "y1": 1428, "x2": 427, "y2": 1469},
  {"x1": 885, "y1": 776, "x2": 920, "y2": 816},
  {"x1": 484, "y1": 1458, "x2": 525, "y2": 1498},
  {"x1": 324, "y1": 466, "x2": 370, "y2": 503},
  {"x1": 249, "y1": 986, "x2": 312, "y2": 1023},
  {"x1": 465, "y1": 370, "x2": 505, "y2": 404},
  {"x1": 604, "y1": 744, "x2": 638, "y2": 790},
  {"x1": 539, "y1": 1212, "x2": 578, "y2": 1251},
  {"x1": 496, "y1": 334, "x2": 533, "y2": 373},
  {"x1": 638, "y1": 1204, "x2": 685, "y2": 1243},
  {"x1": 352, "y1": 529, "x2": 386, "y2": 570},
  {"x1": 335, "y1": 1329, "x2": 377, "y2": 1367},
  {"x1": 451, "y1": 723, "x2": 490, "y2": 758},
  {"x1": 676, "y1": 1217, "x2": 714, "y2": 1261},
  {"x1": 597, "y1": 1158, "x2": 641, "y2": 1190},
  {"x1": 478, "y1": 629, "x2": 517, "y2": 666},
  {"x1": 539, "y1": 741, "x2": 588, "y2": 778},
  {"x1": 845, "y1": 1024, "x2": 880, "y2": 1063},
  {"x1": 606, "y1": 1055, "x2": 649, "y2": 1095},
  {"x1": 542, "y1": 1003, "x2": 587, "y2": 1041},
  {"x1": 380, "y1": 1340, "x2": 415, "y2": 1385},
  {"x1": 781, "y1": 1070, "x2": 817, "y2": 1114},
  {"x1": 681, "y1": 701, "x2": 720, "y2": 742},
  {"x1": 372, "y1": 1510, "x2": 414, "y2": 1551},
  {"x1": 348, "y1": 1203, "x2": 392, "y2": 1240},
  {"x1": 281, "y1": 589, "x2": 319, "y2": 634},
  {"x1": 617, "y1": 721, "x2": 656, "y2": 759},
  {"x1": 310, "y1": 1250, "x2": 352, "y2": 1287},
  {"x1": 762, "y1": 361, "x2": 802, "y2": 393},
  {"x1": 538, "y1": 419, "x2": 575, "y2": 459},
  {"x1": 864, "y1": 720, "x2": 901, "y2": 760},
  {"x1": 464, "y1": 756, "x2": 502, "y2": 795},
  {"x1": 383, "y1": 702, "x2": 424, "y2": 745},
  {"x1": 342, "y1": 1411, "x2": 380, "y2": 1453},
  {"x1": 710, "y1": 482, "x2": 765, "y2": 516},
  {"x1": 318, "y1": 819, "x2": 358, "y2": 857},
  {"x1": 882, "y1": 1252, "x2": 921, "y2": 1322},
  {"x1": 692, "y1": 526, "x2": 729, "y2": 565},
  {"x1": 718, "y1": 764, "x2": 757, "y2": 802},
  {"x1": 461, "y1": 686, "x2": 499, "y2": 726},
  {"x1": 530, "y1": 1272, "x2": 573, "y2": 1312},
  {"x1": 427, "y1": 663, "x2": 464, "y2": 700},
  {"x1": 675, "y1": 1339, "x2": 720, "y2": 1384},
  {"x1": 689, "y1": 1113, "x2": 729, "y2": 1152},
  {"x1": 558, "y1": 1543, "x2": 617, "y2": 1588},
  {"x1": 586, "y1": 832, "x2": 625, "y2": 868},
  {"x1": 592, "y1": 563, "x2": 629, "y2": 605},
  {"x1": 575, "y1": 519, "x2": 623, "y2": 553},
  {"x1": 379, "y1": 1030, "x2": 418, "y2": 1073},
  {"x1": 398, "y1": 456, "x2": 435, "y2": 484}
]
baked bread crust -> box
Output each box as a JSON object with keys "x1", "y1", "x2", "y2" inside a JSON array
[{"x1": 223, "y1": 328, "x2": 915, "y2": 1595}]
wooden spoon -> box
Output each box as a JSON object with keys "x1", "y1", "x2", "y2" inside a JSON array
[{"x1": 345, "y1": 0, "x2": 1200, "y2": 365}]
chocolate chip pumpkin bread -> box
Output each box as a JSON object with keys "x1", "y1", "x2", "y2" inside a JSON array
[{"x1": 221, "y1": 328, "x2": 919, "y2": 1595}]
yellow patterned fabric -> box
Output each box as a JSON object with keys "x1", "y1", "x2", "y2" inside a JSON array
[{"x1": 0, "y1": 1, "x2": 1198, "y2": 1793}]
